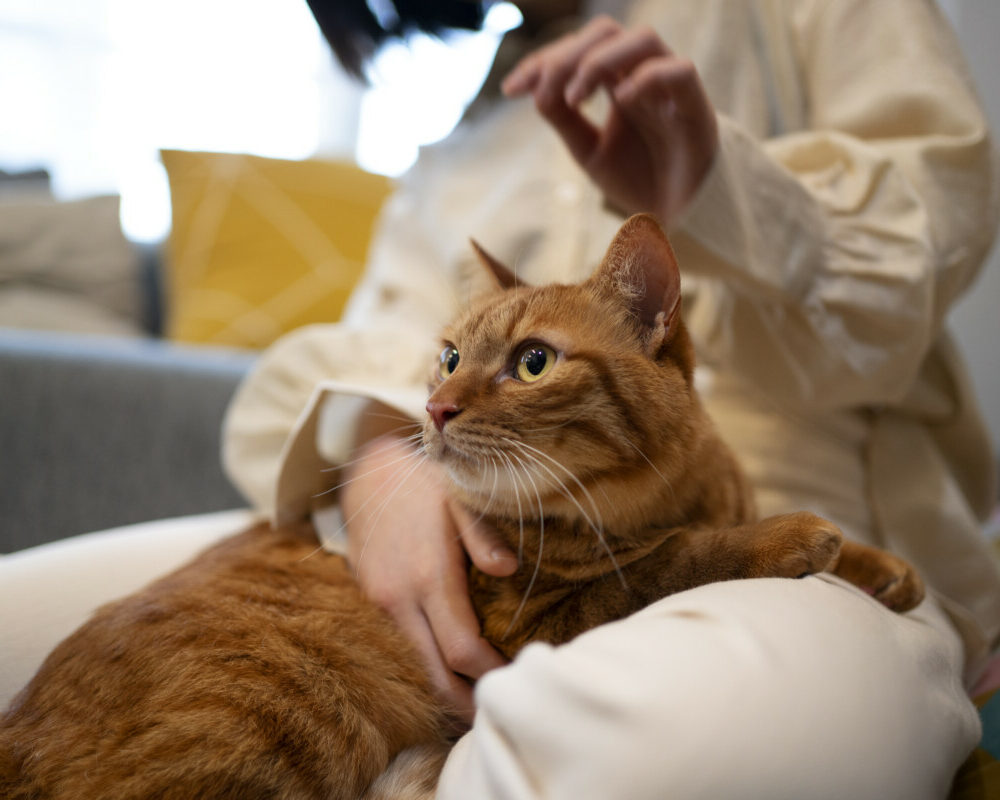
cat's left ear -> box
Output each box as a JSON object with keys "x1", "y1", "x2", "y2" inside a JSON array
[
  {"x1": 470, "y1": 239, "x2": 523, "y2": 291},
  {"x1": 595, "y1": 213, "x2": 681, "y2": 335}
]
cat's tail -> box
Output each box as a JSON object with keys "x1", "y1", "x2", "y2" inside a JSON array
[{"x1": 362, "y1": 743, "x2": 450, "y2": 800}]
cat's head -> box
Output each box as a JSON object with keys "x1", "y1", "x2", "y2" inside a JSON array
[{"x1": 422, "y1": 214, "x2": 701, "y2": 532}]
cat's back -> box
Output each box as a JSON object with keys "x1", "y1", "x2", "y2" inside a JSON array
[{"x1": 0, "y1": 522, "x2": 446, "y2": 800}]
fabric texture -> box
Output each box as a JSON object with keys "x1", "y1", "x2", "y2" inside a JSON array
[
  {"x1": 161, "y1": 150, "x2": 393, "y2": 349},
  {"x1": 0, "y1": 328, "x2": 253, "y2": 552},
  {"x1": 0, "y1": 195, "x2": 144, "y2": 336},
  {"x1": 439, "y1": 575, "x2": 978, "y2": 800}
]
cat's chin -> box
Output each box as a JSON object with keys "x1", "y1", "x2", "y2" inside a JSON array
[
  {"x1": 442, "y1": 456, "x2": 560, "y2": 517},
  {"x1": 423, "y1": 437, "x2": 492, "y2": 497},
  {"x1": 446, "y1": 467, "x2": 525, "y2": 518},
  {"x1": 442, "y1": 459, "x2": 499, "y2": 497}
]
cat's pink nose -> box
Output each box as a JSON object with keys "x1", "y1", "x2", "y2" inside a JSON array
[{"x1": 427, "y1": 400, "x2": 462, "y2": 432}]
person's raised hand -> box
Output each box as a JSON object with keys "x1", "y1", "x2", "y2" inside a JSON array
[
  {"x1": 502, "y1": 16, "x2": 718, "y2": 227},
  {"x1": 339, "y1": 434, "x2": 518, "y2": 725}
]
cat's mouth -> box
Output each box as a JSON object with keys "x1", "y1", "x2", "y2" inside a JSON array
[
  {"x1": 422, "y1": 423, "x2": 465, "y2": 464},
  {"x1": 423, "y1": 424, "x2": 561, "y2": 509},
  {"x1": 424, "y1": 424, "x2": 510, "y2": 491},
  {"x1": 424, "y1": 423, "x2": 500, "y2": 467},
  {"x1": 426, "y1": 437, "x2": 492, "y2": 496}
]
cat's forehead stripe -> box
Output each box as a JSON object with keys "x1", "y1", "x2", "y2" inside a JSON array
[
  {"x1": 457, "y1": 285, "x2": 621, "y2": 365},
  {"x1": 463, "y1": 290, "x2": 537, "y2": 344},
  {"x1": 499, "y1": 288, "x2": 566, "y2": 336}
]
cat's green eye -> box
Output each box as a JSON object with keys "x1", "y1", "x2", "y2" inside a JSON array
[
  {"x1": 439, "y1": 346, "x2": 460, "y2": 379},
  {"x1": 516, "y1": 345, "x2": 556, "y2": 382}
]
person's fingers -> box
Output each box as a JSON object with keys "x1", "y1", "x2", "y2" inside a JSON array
[
  {"x1": 412, "y1": 529, "x2": 508, "y2": 723},
  {"x1": 564, "y1": 27, "x2": 670, "y2": 106},
  {"x1": 529, "y1": 21, "x2": 621, "y2": 162},
  {"x1": 394, "y1": 606, "x2": 478, "y2": 723},
  {"x1": 423, "y1": 505, "x2": 510, "y2": 679},
  {"x1": 422, "y1": 579, "x2": 509, "y2": 680},
  {"x1": 610, "y1": 56, "x2": 718, "y2": 223},
  {"x1": 501, "y1": 16, "x2": 620, "y2": 96},
  {"x1": 613, "y1": 56, "x2": 710, "y2": 128},
  {"x1": 500, "y1": 51, "x2": 540, "y2": 96},
  {"x1": 502, "y1": 17, "x2": 622, "y2": 165},
  {"x1": 529, "y1": 16, "x2": 622, "y2": 105},
  {"x1": 449, "y1": 500, "x2": 518, "y2": 577}
]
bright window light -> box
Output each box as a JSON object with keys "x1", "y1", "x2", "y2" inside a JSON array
[
  {"x1": 0, "y1": 0, "x2": 357, "y2": 242},
  {"x1": 0, "y1": 1, "x2": 522, "y2": 240},
  {"x1": 356, "y1": 2, "x2": 522, "y2": 177}
]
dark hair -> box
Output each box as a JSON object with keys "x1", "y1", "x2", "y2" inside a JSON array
[{"x1": 306, "y1": 0, "x2": 489, "y2": 79}]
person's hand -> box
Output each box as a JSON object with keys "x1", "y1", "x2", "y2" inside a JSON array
[
  {"x1": 502, "y1": 16, "x2": 718, "y2": 227},
  {"x1": 339, "y1": 434, "x2": 518, "y2": 724}
]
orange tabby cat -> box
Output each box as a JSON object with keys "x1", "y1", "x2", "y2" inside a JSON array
[{"x1": 0, "y1": 214, "x2": 922, "y2": 799}]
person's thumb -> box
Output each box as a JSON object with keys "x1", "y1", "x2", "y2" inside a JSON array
[{"x1": 449, "y1": 500, "x2": 518, "y2": 577}]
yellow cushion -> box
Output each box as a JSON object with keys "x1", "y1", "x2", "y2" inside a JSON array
[{"x1": 161, "y1": 150, "x2": 393, "y2": 348}]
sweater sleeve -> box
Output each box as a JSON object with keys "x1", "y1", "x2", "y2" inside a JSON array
[
  {"x1": 437, "y1": 577, "x2": 978, "y2": 800},
  {"x1": 672, "y1": 0, "x2": 999, "y2": 409}
]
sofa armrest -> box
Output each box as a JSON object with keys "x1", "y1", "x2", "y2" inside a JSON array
[{"x1": 0, "y1": 329, "x2": 256, "y2": 553}]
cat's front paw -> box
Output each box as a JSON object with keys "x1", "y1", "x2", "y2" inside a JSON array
[
  {"x1": 833, "y1": 541, "x2": 925, "y2": 613},
  {"x1": 870, "y1": 559, "x2": 925, "y2": 613},
  {"x1": 749, "y1": 512, "x2": 843, "y2": 580}
]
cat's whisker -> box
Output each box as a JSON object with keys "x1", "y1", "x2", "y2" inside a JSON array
[
  {"x1": 315, "y1": 419, "x2": 423, "y2": 462},
  {"x1": 355, "y1": 454, "x2": 435, "y2": 571},
  {"x1": 353, "y1": 411, "x2": 422, "y2": 426},
  {"x1": 623, "y1": 438, "x2": 676, "y2": 500},
  {"x1": 327, "y1": 447, "x2": 428, "y2": 568},
  {"x1": 502, "y1": 438, "x2": 602, "y2": 535},
  {"x1": 334, "y1": 449, "x2": 426, "y2": 541},
  {"x1": 516, "y1": 405, "x2": 590, "y2": 434},
  {"x1": 493, "y1": 448, "x2": 526, "y2": 567},
  {"x1": 483, "y1": 456, "x2": 502, "y2": 516},
  {"x1": 295, "y1": 542, "x2": 328, "y2": 563},
  {"x1": 449, "y1": 453, "x2": 512, "y2": 540},
  {"x1": 505, "y1": 450, "x2": 535, "y2": 568},
  {"x1": 505, "y1": 438, "x2": 628, "y2": 591},
  {"x1": 320, "y1": 432, "x2": 424, "y2": 472},
  {"x1": 315, "y1": 435, "x2": 427, "y2": 497},
  {"x1": 319, "y1": 430, "x2": 426, "y2": 475},
  {"x1": 512, "y1": 246, "x2": 528, "y2": 289},
  {"x1": 501, "y1": 448, "x2": 546, "y2": 641}
]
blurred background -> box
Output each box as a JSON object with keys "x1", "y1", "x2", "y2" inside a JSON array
[
  {"x1": 0, "y1": 0, "x2": 997, "y2": 548},
  {"x1": 0, "y1": 0, "x2": 523, "y2": 238}
]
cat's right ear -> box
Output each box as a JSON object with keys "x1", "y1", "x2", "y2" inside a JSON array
[
  {"x1": 595, "y1": 213, "x2": 681, "y2": 334},
  {"x1": 470, "y1": 239, "x2": 522, "y2": 291}
]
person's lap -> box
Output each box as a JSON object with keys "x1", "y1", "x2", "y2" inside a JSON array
[
  {"x1": 440, "y1": 575, "x2": 979, "y2": 800},
  {"x1": 0, "y1": 516, "x2": 978, "y2": 799}
]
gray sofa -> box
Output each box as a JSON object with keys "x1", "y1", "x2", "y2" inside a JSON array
[{"x1": 0, "y1": 328, "x2": 255, "y2": 553}]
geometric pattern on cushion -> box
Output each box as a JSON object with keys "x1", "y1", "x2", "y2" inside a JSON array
[{"x1": 161, "y1": 150, "x2": 393, "y2": 349}]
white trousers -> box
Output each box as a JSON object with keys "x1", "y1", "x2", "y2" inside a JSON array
[{"x1": 0, "y1": 513, "x2": 979, "y2": 799}]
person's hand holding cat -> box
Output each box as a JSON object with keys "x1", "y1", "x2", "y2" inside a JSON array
[
  {"x1": 340, "y1": 434, "x2": 516, "y2": 723},
  {"x1": 502, "y1": 16, "x2": 718, "y2": 227}
]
